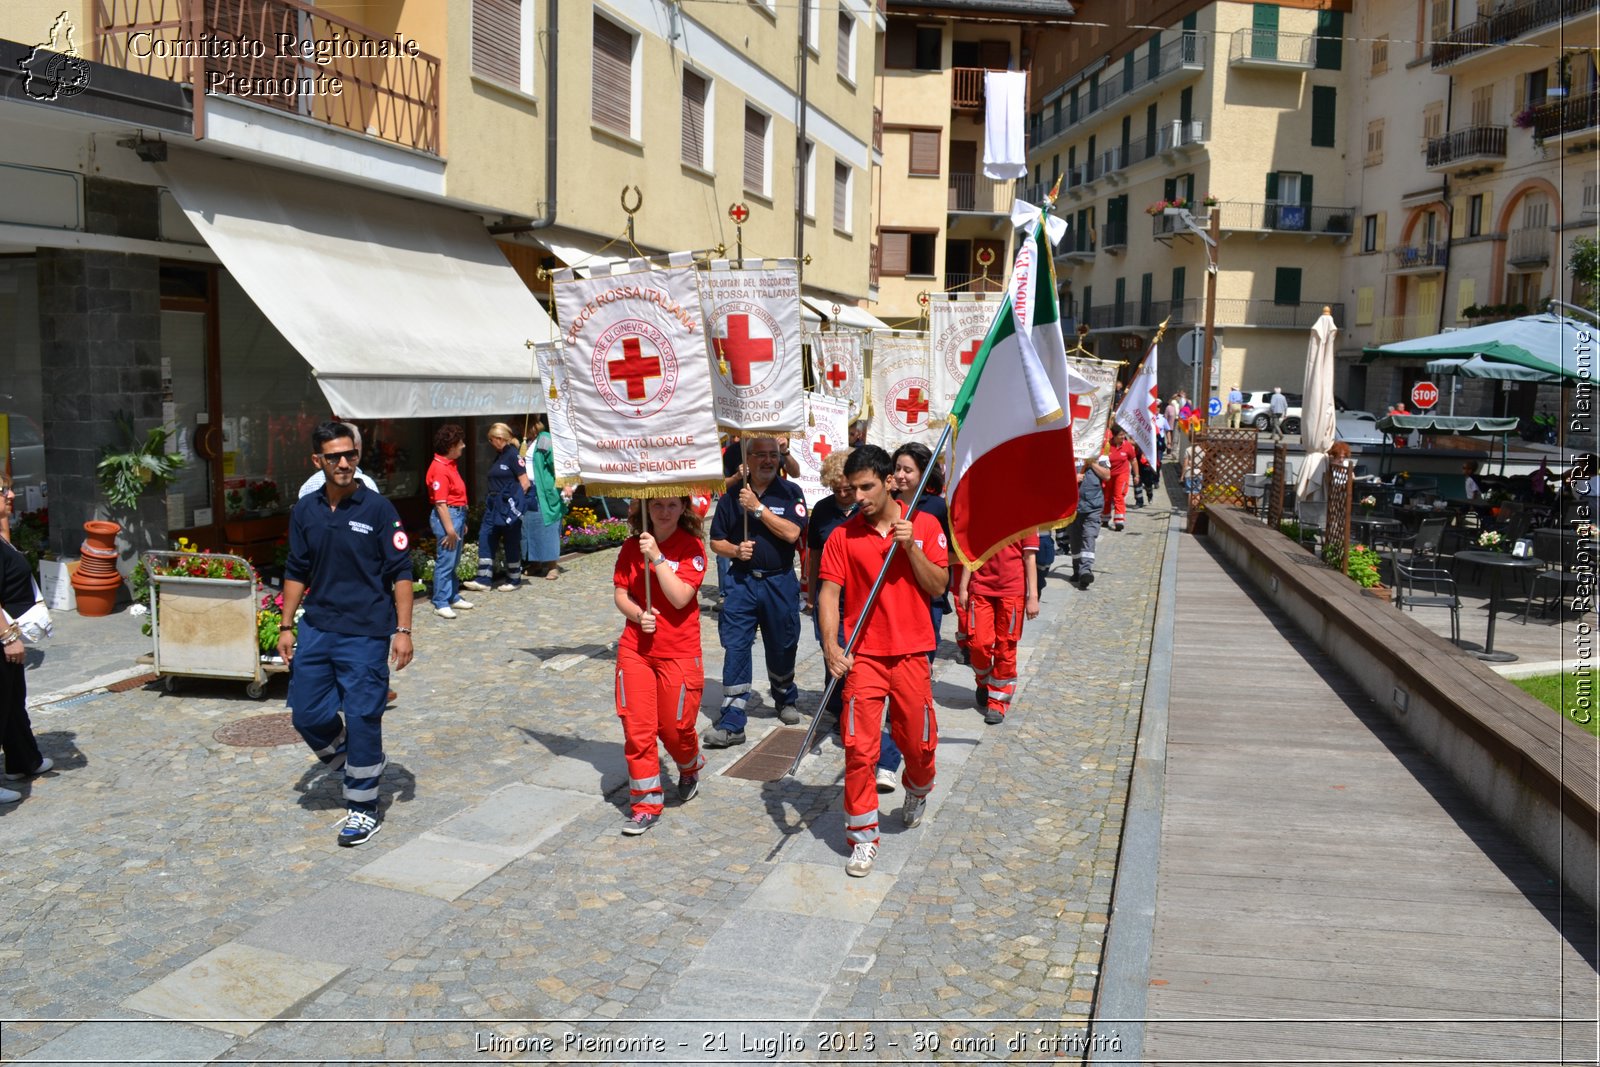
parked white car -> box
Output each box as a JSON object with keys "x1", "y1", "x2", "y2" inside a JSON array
[{"x1": 1334, "y1": 410, "x2": 1387, "y2": 445}]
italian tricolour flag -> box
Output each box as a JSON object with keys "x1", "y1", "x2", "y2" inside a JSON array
[{"x1": 946, "y1": 204, "x2": 1092, "y2": 567}]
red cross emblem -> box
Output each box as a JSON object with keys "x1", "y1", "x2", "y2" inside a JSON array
[
  {"x1": 607, "y1": 337, "x2": 661, "y2": 402},
  {"x1": 1070, "y1": 393, "x2": 1092, "y2": 422},
  {"x1": 715, "y1": 314, "x2": 775, "y2": 386},
  {"x1": 895, "y1": 388, "x2": 930, "y2": 426},
  {"x1": 959, "y1": 339, "x2": 982, "y2": 367},
  {"x1": 812, "y1": 434, "x2": 833, "y2": 461},
  {"x1": 825, "y1": 363, "x2": 848, "y2": 388},
  {"x1": 728, "y1": 202, "x2": 750, "y2": 224}
]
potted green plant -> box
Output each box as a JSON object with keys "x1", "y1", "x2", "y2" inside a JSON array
[{"x1": 76, "y1": 415, "x2": 185, "y2": 616}]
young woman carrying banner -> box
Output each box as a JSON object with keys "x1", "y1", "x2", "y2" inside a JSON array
[{"x1": 612, "y1": 497, "x2": 708, "y2": 835}]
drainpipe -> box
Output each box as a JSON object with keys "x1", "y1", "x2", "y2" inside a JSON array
[
  {"x1": 795, "y1": 0, "x2": 810, "y2": 274},
  {"x1": 489, "y1": 0, "x2": 559, "y2": 234}
]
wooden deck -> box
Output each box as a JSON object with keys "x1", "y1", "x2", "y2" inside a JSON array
[{"x1": 1145, "y1": 534, "x2": 1598, "y2": 1063}]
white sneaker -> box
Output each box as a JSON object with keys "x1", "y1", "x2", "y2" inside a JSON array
[
  {"x1": 2, "y1": 757, "x2": 51, "y2": 781},
  {"x1": 433, "y1": 605, "x2": 457, "y2": 619},
  {"x1": 460, "y1": 580, "x2": 490, "y2": 592},
  {"x1": 845, "y1": 841, "x2": 878, "y2": 878},
  {"x1": 451, "y1": 598, "x2": 475, "y2": 610},
  {"x1": 875, "y1": 768, "x2": 898, "y2": 794},
  {"x1": 495, "y1": 582, "x2": 519, "y2": 592},
  {"x1": 902, "y1": 794, "x2": 927, "y2": 828}
]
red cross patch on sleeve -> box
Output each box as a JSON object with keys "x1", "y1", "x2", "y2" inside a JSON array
[{"x1": 393, "y1": 530, "x2": 409, "y2": 551}]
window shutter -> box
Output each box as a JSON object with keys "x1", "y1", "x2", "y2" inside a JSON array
[
  {"x1": 473, "y1": 0, "x2": 521, "y2": 85},
  {"x1": 1315, "y1": 11, "x2": 1343, "y2": 70},
  {"x1": 1299, "y1": 174, "x2": 1313, "y2": 206},
  {"x1": 1264, "y1": 172, "x2": 1279, "y2": 202},
  {"x1": 1274, "y1": 268, "x2": 1302, "y2": 306},
  {"x1": 1171, "y1": 267, "x2": 1185, "y2": 306},
  {"x1": 593, "y1": 16, "x2": 632, "y2": 135},
  {"x1": 837, "y1": 10, "x2": 853, "y2": 79},
  {"x1": 1164, "y1": 177, "x2": 1177, "y2": 200},
  {"x1": 908, "y1": 129, "x2": 941, "y2": 176},
  {"x1": 1375, "y1": 210, "x2": 1386, "y2": 251},
  {"x1": 744, "y1": 108, "x2": 766, "y2": 194},
  {"x1": 681, "y1": 70, "x2": 707, "y2": 167},
  {"x1": 880, "y1": 231, "x2": 910, "y2": 274},
  {"x1": 1417, "y1": 279, "x2": 1440, "y2": 323},
  {"x1": 1457, "y1": 279, "x2": 1476, "y2": 320},
  {"x1": 885, "y1": 23, "x2": 915, "y2": 69},
  {"x1": 1355, "y1": 287, "x2": 1373, "y2": 325},
  {"x1": 1450, "y1": 195, "x2": 1468, "y2": 239},
  {"x1": 1082, "y1": 285, "x2": 1092, "y2": 316},
  {"x1": 833, "y1": 163, "x2": 849, "y2": 231},
  {"x1": 1310, "y1": 86, "x2": 1337, "y2": 147},
  {"x1": 1480, "y1": 191, "x2": 1493, "y2": 232}
]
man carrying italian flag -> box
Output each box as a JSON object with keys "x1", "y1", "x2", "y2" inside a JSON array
[{"x1": 946, "y1": 193, "x2": 1090, "y2": 569}]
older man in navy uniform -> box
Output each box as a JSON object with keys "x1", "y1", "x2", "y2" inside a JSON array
[
  {"x1": 278, "y1": 421, "x2": 414, "y2": 847},
  {"x1": 705, "y1": 434, "x2": 808, "y2": 745}
]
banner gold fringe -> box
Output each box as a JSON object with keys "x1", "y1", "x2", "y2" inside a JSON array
[
  {"x1": 582, "y1": 481, "x2": 721, "y2": 499},
  {"x1": 951, "y1": 511, "x2": 1077, "y2": 570}
]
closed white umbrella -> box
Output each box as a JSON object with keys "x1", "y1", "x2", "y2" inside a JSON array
[{"x1": 1296, "y1": 308, "x2": 1340, "y2": 525}]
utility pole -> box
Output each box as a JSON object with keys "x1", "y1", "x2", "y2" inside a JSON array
[{"x1": 1198, "y1": 204, "x2": 1221, "y2": 423}]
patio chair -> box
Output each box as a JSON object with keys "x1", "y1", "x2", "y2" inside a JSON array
[
  {"x1": 1385, "y1": 545, "x2": 1461, "y2": 643},
  {"x1": 1521, "y1": 529, "x2": 1584, "y2": 624}
]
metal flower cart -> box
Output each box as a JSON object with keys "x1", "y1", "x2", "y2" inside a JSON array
[{"x1": 145, "y1": 551, "x2": 287, "y2": 699}]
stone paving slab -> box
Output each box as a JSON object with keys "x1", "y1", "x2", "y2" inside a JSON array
[
  {"x1": 18, "y1": 1019, "x2": 237, "y2": 1063},
  {"x1": 120, "y1": 942, "x2": 345, "y2": 1037},
  {"x1": 348, "y1": 834, "x2": 537, "y2": 901},
  {"x1": 236, "y1": 882, "x2": 450, "y2": 966}
]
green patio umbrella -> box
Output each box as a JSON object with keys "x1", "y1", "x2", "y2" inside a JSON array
[{"x1": 1362, "y1": 313, "x2": 1595, "y2": 383}]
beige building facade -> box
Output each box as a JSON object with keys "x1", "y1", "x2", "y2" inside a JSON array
[
  {"x1": 1029, "y1": 0, "x2": 1356, "y2": 406},
  {"x1": 1341, "y1": 0, "x2": 1599, "y2": 421}
]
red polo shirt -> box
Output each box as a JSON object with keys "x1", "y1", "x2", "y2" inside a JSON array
[
  {"x1": 970, "y1": 534, "x2": 1038, "y2": 598},
  {"x1": 426, "y1": 454, "x2": 468, "y2": 507},
  {"x1": 614, "y1": 528, "x2": 707, "y2": 658},
  {"x1": 1106, "y1": 440, "x2": 1136, "y2": 477},
  {"x1": 818, "y1": 499, "x2": 948, "y2": 656}
]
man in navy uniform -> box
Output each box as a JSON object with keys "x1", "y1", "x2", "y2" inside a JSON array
[
  {"x1": 278, "y1": 422, "x2": 414, "y2": 846},
  {"x1": 705, "y1": 434, "x2": 807, "y2": 745}
]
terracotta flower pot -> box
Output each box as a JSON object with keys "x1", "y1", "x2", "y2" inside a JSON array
[{"x1": 71, "y1": 520, "x2": 124, "y2": 617}]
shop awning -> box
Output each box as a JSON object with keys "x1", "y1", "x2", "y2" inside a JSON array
[
  {"x1": 535, "y1": 226, "x2": 626, "y2": 274},
  {"x1": 159, "y1": 149, "x2": 559, "y2": 419}
]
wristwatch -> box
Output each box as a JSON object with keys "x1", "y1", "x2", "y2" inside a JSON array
[
  {"x1": 752, "y1": 504, "x2": 766, "y2": 517},
  {"x1": 648, "y1": 555, "x2": 664, "y2": 567}
]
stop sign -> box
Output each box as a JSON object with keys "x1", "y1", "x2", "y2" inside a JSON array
[{"x1": 1411, "y1": 381, "x2": 1440, "y2": 410}]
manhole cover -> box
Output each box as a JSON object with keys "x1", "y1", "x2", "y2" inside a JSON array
[
  {"x1": 214, "y1": 713, "x2": 301, "y2": 747},
  {"x1": 723, "y1": 727, "x2": 808, "y2": 781}
]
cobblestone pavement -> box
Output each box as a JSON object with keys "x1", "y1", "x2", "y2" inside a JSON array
[{"x1": 0, "y1": 500, "x2": 1172, "y2": 1064}]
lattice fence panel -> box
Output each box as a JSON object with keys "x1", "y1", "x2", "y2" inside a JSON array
[
  {"x1": 1267, "y1": 443, "x2": 1289, "y2": 528},
  {"x1": 1187, "y1": 428, "x2": 1257, "y2": 511},
  {"x1": 1325, "y1": 462, "x2": 1356, "y2": 574}
]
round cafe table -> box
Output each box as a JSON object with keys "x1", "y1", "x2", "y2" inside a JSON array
[
  {"x1": 1451, "y1": 549, "x2": 1542, "y2": 662},
  {"x1": 1350, "y1": 514, "x2": 1402, "y2": 546}
]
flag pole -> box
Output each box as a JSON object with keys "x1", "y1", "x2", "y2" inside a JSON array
[{"x1": 783, "y1": 418, "x2": 954, "y2": 777}]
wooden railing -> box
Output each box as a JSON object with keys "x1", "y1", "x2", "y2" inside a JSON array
[
  {"x1": 94, "y1": 0, "x2": 441, "y2": 154},
  {"x1": 947, "y1": 172, "x2": 1014, "y2": 214}
]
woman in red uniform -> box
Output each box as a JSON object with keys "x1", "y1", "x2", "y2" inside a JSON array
[{"x1": 612, "y1": 496, "x2": 709, "y2": 836}]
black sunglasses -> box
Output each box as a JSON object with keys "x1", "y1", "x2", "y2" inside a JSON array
[{"x1": 319, "y1": 449, "x2": 360, "y2": 465}]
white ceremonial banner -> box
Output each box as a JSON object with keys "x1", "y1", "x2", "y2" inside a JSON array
[
  {"x1": 928, "y1": 292, "x2": 1005, "y2": 418},
  {"x1": 808, "y1": 329, "x2": 866, "y2": 420},
  {"x1": 793, "y1": 394, "x2": 851, "y2": 510},
  {"x1": 700, "y1": 259, "x2": 804, "y2": 433},
  {"x1": 535, "y1": 343, "x2": 581, "y2": 482},
  {"x1": 1113, "y1": 341, "x2": 1161, "y2": 469},
  {"x1": 868, "y1": 330, "x2": 937, "y2": 449},
  {"x1": 552, "y1": 255, "x2": 722, "y2": 496},
  {"x1": 1065, "y1": 355, "x2": 1120, "y2": 461}
]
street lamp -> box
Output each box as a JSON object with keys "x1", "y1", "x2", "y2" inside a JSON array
[{"x1": 1171, "y1": 205, "x2": 1220, "y2": 421}]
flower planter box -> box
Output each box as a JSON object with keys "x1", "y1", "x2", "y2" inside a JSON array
[{"x1": 145, "y1": 551, "x2": 279, "y2": 699}]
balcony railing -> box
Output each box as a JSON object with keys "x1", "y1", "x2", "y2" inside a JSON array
[
  {"x1": 952, "y1": 67, "x2": 1007, "y2": 110},
  {"x1": 1373, "y1": 314, "x2": 1433, "y2": 344},
  {"x1": 1101, "y1": 221, "x2": 1129, "y2": 250},
  {"x1": 1389, "y1": 242, "x2": 1449, "y2": 272},
  {"x1": 944, "y1": 271, "x2": 1004, "y2": 293},
  {"x1": 1059, "y1": 228, "x2": 1095, "y2": 260},
  {"x1": 1218, "y1": 201, "x2": 1356, "y2": 235},
  {"x1": 1508, "y1": 227, "x2": 1550, "y2": 265},
  {"x1": 1528, "y1": 89, "x2": 1600, "y2": 142},
  {"x1": 1425, "y1": 125, "x2": 1507, "y2": 169},
  {"x1": 1432, "y1": 0, "x2": 1600, "y2": 68},
  {"x1": 948, "y1": 172, "x2": 1015, "y2": 214},
  {"x1": 1080, "y1": 298, "x2": 1339, "y2": 331},
  {"x1": 94, "y1": 0, "x2": 441, "y2": 154},
  {"x1": 1030, "y1": 33, "x2": 1207, "y2": 148},
  {"x1": 1228, "y1": 29, "x2": 1314, "y2": 68}
]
